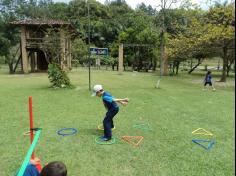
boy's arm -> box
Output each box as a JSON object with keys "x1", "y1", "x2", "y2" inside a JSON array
[{"x1": 114, "y1": 98, "x2": 129, "y2": 105}]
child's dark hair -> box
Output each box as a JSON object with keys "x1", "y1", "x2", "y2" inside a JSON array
[
  {"x1": 40, "y1": 161, "x2": 67, "y2": 176},
  {"x1": 207, "y1": 71, "x2": 212, "y2": 75}
]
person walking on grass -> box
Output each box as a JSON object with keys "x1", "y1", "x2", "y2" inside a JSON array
[
  {"x1": 203, "y1": 71, "x2": 216, "y2": 91},
  {"x1": 92, "y1": 85, "x2": 129, "y2": 141}
]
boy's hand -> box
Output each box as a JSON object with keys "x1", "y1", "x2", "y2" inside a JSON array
[
  {"x1": 30, "y1": 157, "x2": 40, "y2": 165},
  {"x1": 124, "y1": 98, "x2": 129, "y2": 102},
  {"x1": 121, "y1": 101, "x2": 128, "y2": 105},
  {"x1": 121, "y1": 98, "x2": 129, "y2": 105},
  {"x1": 114, "y1": 98, "x2": 129, "y2": 105}
]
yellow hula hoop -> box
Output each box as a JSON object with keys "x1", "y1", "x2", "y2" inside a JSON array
[
  {"x1": 97, "y1": 124, "x2": 116, "y2": 131},
  {"x1": 23, "y1": 130, "x2": 36, "y2": 136}
]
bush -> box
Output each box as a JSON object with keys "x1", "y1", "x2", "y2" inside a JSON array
[{"x1": 47, "y1": 63, "x2": 72, "y2": 88}]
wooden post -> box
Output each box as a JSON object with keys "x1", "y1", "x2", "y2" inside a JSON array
[
  {"x1": 68, "y1": 39, "x2": 72, "y2": 70},
  {"x1": 29, "y1": 96, "x2": 35, "y2": 159},
  {"x1": 163, "y1": 46, "x2": 169, "y2": 76},
  {"x1": 118, "y1": 43, "x2": 124, "y2": 74},
  {"x1": 60, "y1": 30, "x2": 66, "y2": 70},
  {"x1": 21, "y1": 26, "x2": 28, "y2": 73},
  {"x1": 65, "y1": 38, "x2": 68, "y2": 70},
  {"x1": 31, "y1": 52, "x2": 36, "y2": 72}
]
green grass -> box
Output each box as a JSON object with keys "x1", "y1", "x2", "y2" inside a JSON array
[{"x1": 0, "y1": 67, "x2": 235, "y2": 176}]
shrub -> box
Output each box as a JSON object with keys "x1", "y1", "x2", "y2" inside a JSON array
[{"x1": 47, "y1": 63, "x2": 71, "y2": 88}]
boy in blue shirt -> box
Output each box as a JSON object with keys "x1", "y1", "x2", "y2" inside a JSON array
[
  {"x1": 203, "y1": 71, "x2": 216, "y2": 91},
  {"x1": 92, "y1": 85, "x2": 129, "y2": 141}
]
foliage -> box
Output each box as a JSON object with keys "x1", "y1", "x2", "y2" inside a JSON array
[
  {"x1": 101, "y1": 56, "x2": 118, "y2": 66},
  {"x1": 41, "y1": 28, "x2": 61, "y2": 63},
  {"x1": 41, "y1": 28, "x2": 73, "y2": 88},
  {"x1": 167, "y1": 3, "x2": 235, "y2": 79},
  {"x1": 47, "y1": 63, "x2": 71, "y2": 88},
  {"x1": 71, "y1": 38, "x2": 88, "y2": 66},
  {"x1": 0, "y1": 0, "x2": 235, "y2": 78},
  {"x1": 117, "y1": 11, "x2": 159, "y2": 70},
  {"x1": 0, "y1": 2, "x2": 20, "y2": 73},
  {"x1": 137, "y1": 3, "x2": 156, "y2": 16}
]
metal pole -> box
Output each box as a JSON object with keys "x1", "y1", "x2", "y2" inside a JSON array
[
  {"x1": 160, "y1": 31, "x2": 164, "y2": 79},
  {"x1": 87, "y1": 0, "x2": 91, "y2": 91},
  {"x1": 29, "y1": 96, "x2": 35, "y2": 159},
  {"x1": 160, "y1": 0, "x2": 165, "y2": 79}
]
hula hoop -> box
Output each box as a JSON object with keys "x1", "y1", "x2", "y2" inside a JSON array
[
  {"x1": 97, "y1": 124, "x2": 116, "y2": 131},
  {"x1": 57, "y1": 128, "x2": 78, "y2": 136},
  {"x1": 95, "y1": 136, "x2": 116, "y2": 145},
  {"x1": 23, "y1": 130, "x2": 36, "y2": 136}
]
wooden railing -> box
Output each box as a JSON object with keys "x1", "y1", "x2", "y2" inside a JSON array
[
  {"x1": 26, "y1": 38, "x2": 55, "y2": 48},
  {"x1": 26, "y1": 38, "x2": 44, "y2": 48}
]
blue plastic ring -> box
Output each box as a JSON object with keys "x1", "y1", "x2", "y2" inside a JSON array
[{"x1": 57, "y1": 128, "x2": 78, "y2": 136}]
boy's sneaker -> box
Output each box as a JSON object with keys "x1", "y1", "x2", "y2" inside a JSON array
[{"x1": 100, "y1": 136, "x2": 111, "y2": 141}]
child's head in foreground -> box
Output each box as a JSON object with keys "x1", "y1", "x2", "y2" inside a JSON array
[{"x1": 41, "y1": 161, "x2": 67, "y2": 176}]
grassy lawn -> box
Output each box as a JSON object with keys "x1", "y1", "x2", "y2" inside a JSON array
[{"x1": 0, "y1": 67, "x2": 235, "y2": 176}]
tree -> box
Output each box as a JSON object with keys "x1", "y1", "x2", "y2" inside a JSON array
[
  {"x1": 137, "y1": 3, "x2": 156, "y2": 15},
  {"x1": 0, "y1": 0, "x2": 20, "y2": 73},
  {"x1": 204, "y1": 2, "x2": 235, "y2": 81},
  {"x1": 168, "y1": 3, "x2": 235, "y2": 80},
  {"x1": 118, "y1": 11, "x2": 159, "y2": 71},
  {"x1": 71, "y1": 38, "x2": 88, "y2": 66},
  {"x1": 154, "y1": 0, "x2": 189, "y2": 83},
  {"x1": 168, "y1": 16, "x2": 216, "y2": 74},
  {"x1": 42, "y1": 28, "x2": 72, "y2": 88}
]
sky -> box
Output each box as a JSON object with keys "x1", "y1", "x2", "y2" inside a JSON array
[{"x1": 53, "y1": 0, "x2": 212, "y2": 10}]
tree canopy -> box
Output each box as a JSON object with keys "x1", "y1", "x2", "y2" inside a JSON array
[{"x1": 0, "y1": 0, "x2": 235, "y2": 80}]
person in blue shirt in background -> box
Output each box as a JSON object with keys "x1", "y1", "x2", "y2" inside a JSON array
[
  {"x1": 92, "y1": 85, "x2": 129, "y2": 141},
  {"x1": 203, "y1": 71, "x2": 216, "y2": 91}
]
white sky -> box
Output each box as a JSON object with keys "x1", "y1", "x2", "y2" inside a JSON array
[{"x1": 53, "y1": 0, "x2": 211, "y2": 10}]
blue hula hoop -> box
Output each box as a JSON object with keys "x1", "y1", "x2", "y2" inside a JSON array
[{"x1": 57, "y1": 128, "x2": 78, "y2": 136}]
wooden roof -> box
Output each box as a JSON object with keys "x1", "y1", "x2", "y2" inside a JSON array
[
  {"x1": 10, "y1": 19, "x2": 72, "y2": 26},
  {"x1": 10, "y1": 18, "x2": 80, "y2": 37}
]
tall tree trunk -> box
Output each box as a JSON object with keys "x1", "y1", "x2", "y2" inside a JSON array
[
  {"x1": 188, "y1": 58, "x2": 203, "y2": 74},
  {"x1": 219, "y1": 47, "x2": 227, "y2": 82},
  {"x1": 226, "y1": 64, "x2": 230, "y2": 77},
  {"x1": 234, "y1": 62, "x2": 235, "y2": 73},
  {"x1": 176, "y1": 61, "x2": 180, "y2": 75},
  {"x1": 190, "y1": 58, "x2": 193, "y2": 69},
  {"x1": 172, "y1": 62, "x2": 175, "y2": 75},
  {"x1": 160, "y1": 31, "x2": 164, "y2": 77},
  {"x1": 226, "y1": 56, "x2": 234, "y2": 77},
  {"x1": 163, "y1": 46, "x2": 168, "y2": 75},
  {"x1": 8, "y1": 62, "x2": 14, "y2": 74},
  {"x1": 7, "y1": 55, "x2": 14, "y2": 74},
  {"x1": 153, "y1": 61, "x2": 156, "y2": 71}
]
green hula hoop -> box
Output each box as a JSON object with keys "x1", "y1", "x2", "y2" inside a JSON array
[
  {"x1": 95, "y1": 136, "x2": 116, "y2": 145},
  {"x1": 97, "y1": 124, "x2": 116, "y2": 131}
]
